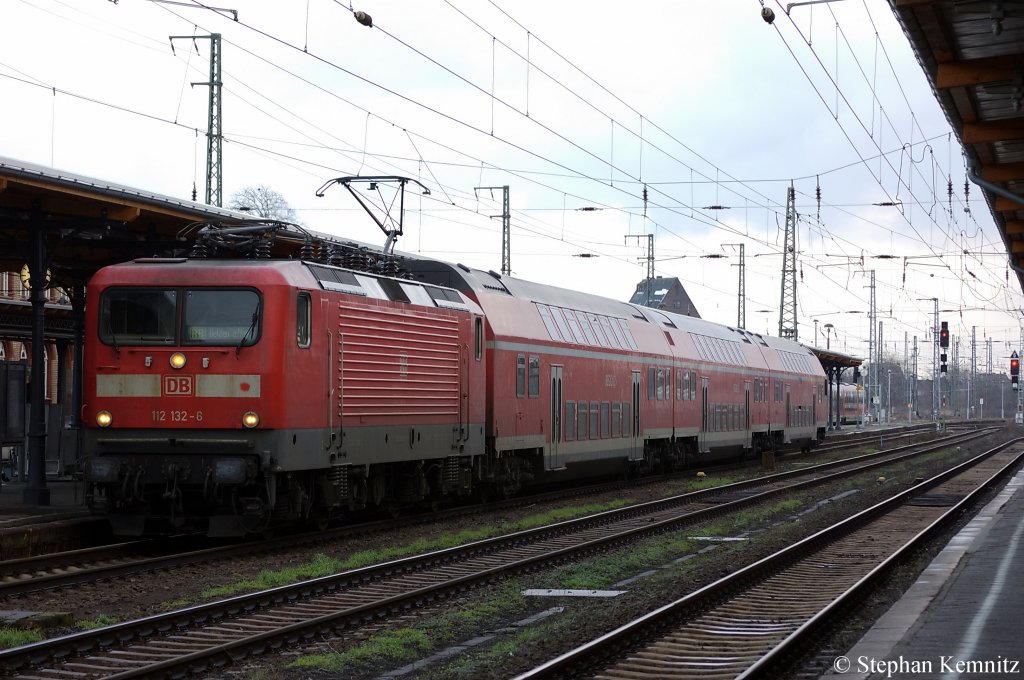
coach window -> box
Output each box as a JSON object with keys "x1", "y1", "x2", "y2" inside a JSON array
[
  {"x1": 474, "y1": 318, "x2": 483, "y2": 360},
  {"x1": 601, "y1": 401, "x2": 610, "y2": 438},
  {"x1": 676, "y1": 369, "x2": 683, "y2": 400},
  {"x1": 648, "y1": 367, "x2": 656, "y2": 399},
  {"x1": 656, "y1": 369, "x2": 665, "y2": 400},
  {"x1": 516, "y1": 354, "x2": 526, "y2": 397},
  {"x1": 296, "y1": 293, "x2": 311, "y2": 348},
  {"x1": 590, "y1": 401, "x2": 600, "y2": 439},
  {"x1": 578, "y1": 404, "x2": 588, "y2": 440},
  {"x1": 690, "y1": 371, "x2": 697, "y2": 400},
  {"x1": 528, "y1": 356, "x2": 540, "y2": 397},
  {"x1": 565, "y1": 402, "x2": 576, "y2": 441},
  {"x1": 612, "y1": 402, "x2": 621, "y2": 437}
]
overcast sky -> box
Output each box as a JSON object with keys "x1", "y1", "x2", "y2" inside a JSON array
[{"x1": 3, "y1": 0, "x2": 1022, "y2": 377}]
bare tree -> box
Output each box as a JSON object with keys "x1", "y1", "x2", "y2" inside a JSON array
[{"x1": 228, "y1": 185, "x2": 298, "y2": 222}]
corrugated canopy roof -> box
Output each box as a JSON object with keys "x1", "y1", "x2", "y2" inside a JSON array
[
  {"x1": 0, "y1": 157, "x2": 243, "y2": 287},
  {"x1": 891, "y1": 0, "x2": 1024, "y2": 292}
]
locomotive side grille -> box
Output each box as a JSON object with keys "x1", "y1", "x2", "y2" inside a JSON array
[{"x1": 338, "y1": 304, "x2": 461, "y2": 417}]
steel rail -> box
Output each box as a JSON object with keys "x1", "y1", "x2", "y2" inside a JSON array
[
  {"x1": 514, "y1": 436, "x2": 1023, "y2": 679},
  {"x1": 0, "y1": 427, "x2": 997, "y2": 676}
]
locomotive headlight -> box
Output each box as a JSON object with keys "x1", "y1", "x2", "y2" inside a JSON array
[
  {"x1": 242, "y1": 411, "x2": 260, "y2": 428},
  {"x1": 96, "y1": 410, "x2": 113, "y2": 428},
  {"x1": 169, "y1": 352, "x2": 187, "y2": 369}
]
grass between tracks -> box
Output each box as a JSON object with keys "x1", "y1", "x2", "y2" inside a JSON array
[
  {"x1": 285, "y1": 496, "x2": 809, "y2": 677},
  {"x1": 0, "y1": 627, "x2": 43, "y2": 649},
  {"x1": 162, "y1": 498, "x2": 634, "y2": 608},
  {"x1": 76, "y1": 614, "x2": 119, "y2": 630}
]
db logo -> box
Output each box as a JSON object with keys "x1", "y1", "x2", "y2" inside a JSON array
[{"x1": 163, "y1": 375, "x2": 194, "y2": 396}]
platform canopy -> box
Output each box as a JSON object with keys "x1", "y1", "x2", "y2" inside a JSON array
[
  {"x1": 808, "y1": 346, "x2": 863, "y2": 370},
  {"x1": 891, "y1": 1, "x2": 1024, "y2": 292},
  {"x1": 0, "y1": 157, "x2": 248, "y2": 289}
]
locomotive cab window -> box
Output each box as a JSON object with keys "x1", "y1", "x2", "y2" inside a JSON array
[
  {"x1": 184, "y1": 289, "x2": 261, "y2": 346},
  {"x1": 99, "y1": 288, "x2": 177, "y2": 345},
  {"x1": 99, "y1": 287, "x2": 261, "y2": 347},
  {"x1": 475, "y1": 318, "x2": 483, "y2": 360},
  {"x1": 296, "y1": 292, "x2": 311, "y2": 348}
]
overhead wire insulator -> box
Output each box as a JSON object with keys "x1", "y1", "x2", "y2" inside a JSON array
[
  {"x1": 642, "y1": 184, "x2": 648, "y2": 218},
  {"x1": 815, "y1": 175, "x2": 821, "y2": 223}
]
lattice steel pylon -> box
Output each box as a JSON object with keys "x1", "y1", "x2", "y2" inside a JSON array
[
  {"x1": 475, "y1": 185, "x2": 510, "y2": 276},
  {"x1": 737, "y1": 243, "x2": 746, "y2": 329},
  {"x1": 778, "y1": 185, "x2": 798, "y2": 340},
  {"x1": 172, "y1": 33, "x2": 223, "y2": 207}
]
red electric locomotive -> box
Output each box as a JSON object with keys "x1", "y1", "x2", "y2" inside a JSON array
[{"x1": 83, "y1": 254, "x2": 486, "y2": 536}]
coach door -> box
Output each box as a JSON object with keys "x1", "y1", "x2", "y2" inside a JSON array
[
  {"x1": 627, "y1": 371, "x2": 641, "y2": 461},
  {"x1": 743, "y1": 381, "x2": 752, "y2": 450},
  {"x1": 812, "y1": 385, "x2": 818, "y2": 426},
  {"x1": 784, "y1": 384, "x2": 792, "y2": 443},
  {"x1": 548, "y1": 366, "x2": 563, "y2": 469},
  {"x1": 700, "y1": 377, "x2": 710, "y2": 453}
]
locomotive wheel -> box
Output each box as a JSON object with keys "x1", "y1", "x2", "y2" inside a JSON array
[{"x1": 368, "y1": 468, "x2": 387, "y2": 507}]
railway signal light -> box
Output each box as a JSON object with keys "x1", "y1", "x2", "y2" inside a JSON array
[
  {"x1": 1012, "y1": 352, "x2": 1019, "y2": 389},
  {"x1": 939, "y1": 321, "x2": 949, "y2": 348}
]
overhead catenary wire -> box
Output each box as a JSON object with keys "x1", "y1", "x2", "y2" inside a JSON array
[{"x1": 7, "y1": 0, "x2": 1022, "y2": 350}]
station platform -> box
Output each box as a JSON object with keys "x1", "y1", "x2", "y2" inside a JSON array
[
  {"x1": 0, "y1": 479, "x2": 107, "y2": 559},
  {"x1": 821, "y1": 467, "x2": 1024, "y2": 680}
]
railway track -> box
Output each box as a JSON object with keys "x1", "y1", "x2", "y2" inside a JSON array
[
  {"x1": 813, "y1": 423, "x2": 934, "y2": 452},
  {"x1": 516, "y1": 437, "x2": 1024, "y2": 680},
  {"x1": 0, "y1": 423, "x2": 941, "y2": 598},
  {"x1": 0, "y1": 427, "x2": 998, "y2": 678}
]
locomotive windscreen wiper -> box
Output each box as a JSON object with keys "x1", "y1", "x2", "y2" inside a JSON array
[{"x1": 236, "y1": 307, "x2": 259, "y2": 356}]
